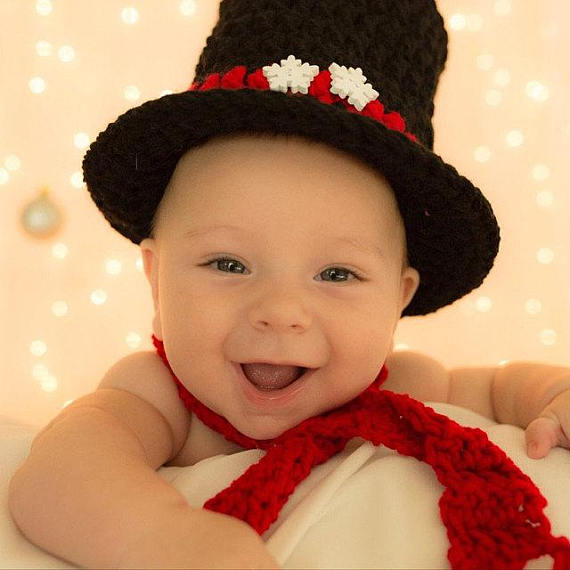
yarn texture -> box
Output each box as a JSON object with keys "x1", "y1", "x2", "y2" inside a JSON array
[{"x1": 153, "y1": 335, "x2": 570, "y2": 569}]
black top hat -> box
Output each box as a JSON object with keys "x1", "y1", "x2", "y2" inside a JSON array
[{"x1": 82, "y1": 0, "x2": 500, "y2": 316}]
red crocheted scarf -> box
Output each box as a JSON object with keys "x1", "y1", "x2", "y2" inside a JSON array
[{"x1": 152, "y1": 335, "x2": 570, "y2": 569}]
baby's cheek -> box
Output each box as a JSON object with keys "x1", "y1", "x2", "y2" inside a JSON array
[{"x1": 342, "y1": 316, "x2": 393, "y2": 364}]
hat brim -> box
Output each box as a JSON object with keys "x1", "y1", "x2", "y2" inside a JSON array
[{"x1": 82, "y1": 88, "x2": 500, "y2": 316}]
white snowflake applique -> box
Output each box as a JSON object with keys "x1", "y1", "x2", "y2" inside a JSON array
[
  {"x1": 262, "y1": 55, "x2": 320, "y2": 95},
  {"x1": 328, "y1": 62, "x2": 379, "y2": 111}
]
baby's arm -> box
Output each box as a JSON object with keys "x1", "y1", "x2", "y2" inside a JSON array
[
  {"x1": 385, "y1": 350, "x2": 570, "y2": 457},
  {"x1": 8, "y1": 351, "x2": 278, "y2": 569}
]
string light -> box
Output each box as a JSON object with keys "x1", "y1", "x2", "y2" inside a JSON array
[
  {"x1": 475, "y1": 297, "x2": 493, "y2": 313},
  {"x1": 90, "y1": 289, "x2": 108, "y2": 306},
  {"x1": 540, "y1": 329, "x2": 557, "y2": 346},
  {"x1": 41, "y1": 376, "x2": 58, "y2": 393},
  {"x1": 525, "y1": 299, "x2": 542, "y2": 315},
  {"x1": 449, "y1": 13, "x2": 483, "y2": 32},
  {"x1": 180, "y1": 0, "x2": 197, "y2": 17},
  {"x1": 537, "y1": 248, "x2": 555, "y2": 265},
  {"x1": 474, "y1": 146, "x2": 492, "y2": 162},
  {"x1": 51, "y1": 301, "x2": 69, "y2": 318},
  {"x1": 74, "y1": 133, "x2": 91, "y2": 150},
  {"x1": 31, "y1": 363, "x2": 58, "y2": 393},
  {"x1": 4, "y1": 155, "x2": 21, "y2": 171},
  {"x1": 29, "y1": 77, "x2": 46, "y2": 94},
  {"x1": 58, "y1": 46, "x2": 75, "y2": 63},
  {"x1": 52, "y1": 243, "x2": 69, "y2": 259},
  {"x1": 105, "y1": 259, "x2": 123, "y2": 275},
  {"x1": 449, "y1": 14, "x2": 467, "y2": 31},
  {"x1": 531, "y1": 164, "x2": 550, "y2": 182},
  {"x1": 124, "y1": 85, "x2": 141, "y2": 101},
  {"x1": 505, "y1": 129, "x2": 524, "y2": 147},
  {"x1": 126, "y1": 332, "x2": 143, "y2": 349},
  {"x1": 526, "y1": 81, "x2": 550, "y2": 102},
  {"x1": 121, "y1": 6, "x2": 139, "y2": 25},
  {"x1": 71, "y1": 172, "x2": 85, "y2": 188},
  {"x1": 35, "y1": 0, "x2": 53, "y2": 16}
]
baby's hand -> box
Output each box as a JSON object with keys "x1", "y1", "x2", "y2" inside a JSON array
[{"x1": 525, "y1": 389, "x2": 570, "y2": 459}]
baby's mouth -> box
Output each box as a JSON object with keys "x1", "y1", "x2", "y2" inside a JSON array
[{"x1": 241, "y1": 363, "x2": 307, "y2": 391}]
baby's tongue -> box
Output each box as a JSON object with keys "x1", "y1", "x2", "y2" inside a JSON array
[{"x1": 242, "y1": 363, "x2": 302, "y2": 391}]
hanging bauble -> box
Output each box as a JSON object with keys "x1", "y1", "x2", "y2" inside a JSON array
[{"x1": 20, "y1": 187, "x2": 64, "y2": 239}]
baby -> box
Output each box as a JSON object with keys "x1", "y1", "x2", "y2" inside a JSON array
[{"x1": 8, "y1": 1, "x2": 570, "y2": 569}]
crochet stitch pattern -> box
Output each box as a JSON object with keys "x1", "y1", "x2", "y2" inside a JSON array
[{"x1": 153, "y1": 335, "x2": 570, "y2": 569}]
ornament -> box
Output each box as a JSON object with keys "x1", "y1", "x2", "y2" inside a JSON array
[
  {"x1": 261, "y1": 55, "x2": 379, "y2": 112},
  {"x1": 329, "y1": 62, "x2": 379, "y2": 111},
  {"x1": 20, "y1": 187, "x2": 64, "y2": 239},
  {"x1": 263, "y1": 55, "x2": 320, "y2": 95}
]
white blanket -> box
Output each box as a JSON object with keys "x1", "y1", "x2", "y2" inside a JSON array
[{"x1": 2, "y1": 404, "x2": 570, "y2": 569}]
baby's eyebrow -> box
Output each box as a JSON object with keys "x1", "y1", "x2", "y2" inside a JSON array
[
  {"x1": 329, "y1": 235, "x2": 385, "y2": 260},
  {"x1": 183, "y1": 224, "x2": 244, "y2": 240},
  {"x1": 183, "y1": 224, "x2": 384, "y2": 259}
]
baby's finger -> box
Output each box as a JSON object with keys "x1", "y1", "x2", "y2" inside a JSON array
[{"x1": 525, "y1": 415, "x2": 560, "y2": 459}]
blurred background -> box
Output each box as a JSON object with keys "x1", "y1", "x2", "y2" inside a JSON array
[{"x1": 1, "y1": 0, "x2": 568, "y2": 428}]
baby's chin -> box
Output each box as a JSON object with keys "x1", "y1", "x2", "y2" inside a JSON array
[
  {"x1": 233, "y1": 414, "x2": 310, "y2": 441},
  {"x1": 233, "y1": 395, "x2": 360, "y2": 440}
]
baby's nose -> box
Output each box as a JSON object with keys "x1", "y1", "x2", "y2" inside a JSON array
[{"x1": 247, "y1": 287, "x2": 312, "y2": 333}]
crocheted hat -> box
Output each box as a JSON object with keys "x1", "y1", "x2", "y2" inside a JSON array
[{"x1": 82, "y1": 0, "x2": 500, "y2": 316}]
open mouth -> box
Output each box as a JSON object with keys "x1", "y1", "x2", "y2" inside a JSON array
[
  {"x1": 240, "y1": 362, "x2": 307, "y2": 391},
  {"x1": 235, "y1": 362, "x2": 314, "y2": 407}
]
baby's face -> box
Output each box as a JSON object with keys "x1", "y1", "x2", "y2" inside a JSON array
[{"x1": 141, "y1": 134, "x2": 419, "y2": 439}]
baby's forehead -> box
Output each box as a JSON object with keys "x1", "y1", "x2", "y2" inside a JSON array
[
  {"x1": 155, "y1": 133, "x2": 406, "y2": 248},
  {"x1": 167, "y1": 134, "x2": 396, "y2": 203},
  {"x1": 174, "y1": 132, "x2": 386, "y2": 181}
]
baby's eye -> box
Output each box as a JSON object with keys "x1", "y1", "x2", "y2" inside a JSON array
[
  {"x1": 201, "y1": 258, "x2": 362, "y2": 282},
  {"x1": 206, "y1": 257, "x2": 248, "y2": 274},
  {"x1": 317, "y1": 267, "x2": 361, "y2": 283}
]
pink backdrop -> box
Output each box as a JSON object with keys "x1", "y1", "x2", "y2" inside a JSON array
[{"x1": 1, "y1": 0, "x2": 568, "y2": 427}]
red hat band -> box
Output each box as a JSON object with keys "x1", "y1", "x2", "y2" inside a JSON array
[{"x1": 189, "y1": 55, "x2": 418, "y2": 144}]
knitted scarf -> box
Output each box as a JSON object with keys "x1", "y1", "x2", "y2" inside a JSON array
[{"x1": 152, "y1": 335, "x2": 570, "y2": 569}]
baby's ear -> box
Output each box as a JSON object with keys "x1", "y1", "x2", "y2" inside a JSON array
[
  {"x1": 140, "y1": 238, "x2": 162, "y2": 339},
  {"x1": 399, "y1": 266, "x2": 420, "y2": 314},
  {"x1": 140, "y1": 238, "x2": 157, "y2": 286}
]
